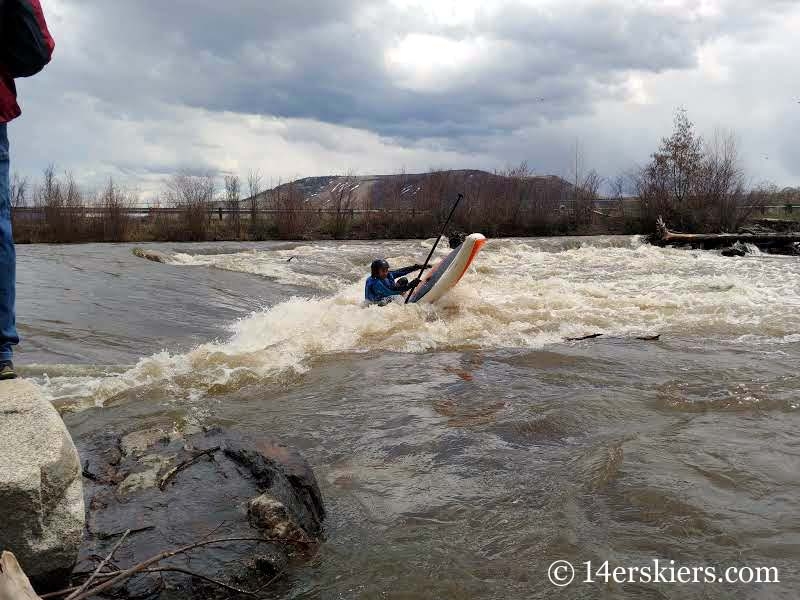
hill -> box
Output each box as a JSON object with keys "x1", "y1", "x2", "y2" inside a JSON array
[{"x1": 246, "y1": 170, "x2": 576, "y2": 212}]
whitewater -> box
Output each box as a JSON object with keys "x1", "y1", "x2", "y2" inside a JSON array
[{"x1": 27, "y1": 236, "x2": 800, "y2": 410}]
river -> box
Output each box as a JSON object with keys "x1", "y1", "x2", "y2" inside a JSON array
[{"x1": 15, "y1": 236, "x2": 800, "y2": 599}]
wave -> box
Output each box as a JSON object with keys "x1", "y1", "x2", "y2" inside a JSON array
[{"x1": 41, "y1": 237, "x2": 800, "y2": 409}]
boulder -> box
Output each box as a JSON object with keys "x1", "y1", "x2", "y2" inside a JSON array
[
  {"x1": 76, "y1": 425, "x2": 325, "y2": 598},
  {"x1": 721, "y1": 241, "x2": 750, "y2": 257},
  {"x1": 132, "y1": 247, "x2": 169, "y2": 263},
  {"x1": 0, "y1": 380, "x2": 85, "y2": 591}
]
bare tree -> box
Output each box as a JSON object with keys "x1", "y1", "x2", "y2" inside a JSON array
[
  {"x1": 30, "y1": 165, "x2": 87, "y2": 242},
  {"x1": 637, "y1": 109, "x2": 762, "y2": 233},
  {"x1": 273, "y1": 180, "x2": 307, "y2": 239},
  {"x1": 505, "y1": 161, "x2": 534, "y2": 227},
  {"x1": 164, "y1": 172, "x2": 215, "y2": 241},
  {"x1": 327, "y1": 173, "x2": 358, "y2": 239},
  {"x1": 564, "y1": 140, "x2": 603, "y2": 229},
  {"x1": 247, "y1": 169, "x2": 263, "y2": 199},
  {"x1": 38, "y1": 164, "x2": 59, "y2": 207},
  {"x1": 575, "y1": 169, "x2": 602, "y2": 228},
  {"x1": 247, "y1": 169, "x2": 263, "y2": 237},
  {"x1": 636, "y1": 108, "x2": 705, "y2": 231},
  {"x1": 10, "y1": 173, "x2": 28, "y2": 210},
  {"x1": 96, "y1": 177, "x2": 134, "y2": 241},
  {"x1": 700, "y1": 128, "x2": 754, "y2": 231},
  {"x1": 9, "y1": 173, "x2": 30, "y2": 241},
  {"x1": 224, "y1": 174, "x2": 242, "y2": 239}
]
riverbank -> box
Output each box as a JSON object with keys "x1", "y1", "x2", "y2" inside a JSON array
[
  {"x1": 11, "y1": 207, "x2": 624, "y2": 244},
  {"x1": 0, "y1": 379, "x2": 326, "y2": 599},
  {"x1": 12, "y1": 204, "x2": 800, "y2": 245}
]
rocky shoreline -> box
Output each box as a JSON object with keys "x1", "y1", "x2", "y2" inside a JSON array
[{"x1": 0, "y1": 381, "x2": 326, "y2": 599}]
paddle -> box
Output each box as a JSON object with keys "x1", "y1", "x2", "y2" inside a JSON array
[{"x1": 405, "y1": 193, "x2": 464, "y2": 304}]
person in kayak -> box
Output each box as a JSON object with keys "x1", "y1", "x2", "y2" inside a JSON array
[{"x1": 365, "y1": 259, "x2": 428, "y2": 305}]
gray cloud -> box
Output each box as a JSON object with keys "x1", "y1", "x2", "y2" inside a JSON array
[{"x1": 8, "y1": 0, "x2": 800, "y2": 191}]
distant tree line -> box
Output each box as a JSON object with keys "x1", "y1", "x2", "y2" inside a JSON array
[
  {"x1": 9, "y1": 166, "x2": 604, "y2": 243},
  {"x1": 10, "y1": 109, "x2": 792, "y2": 244}
]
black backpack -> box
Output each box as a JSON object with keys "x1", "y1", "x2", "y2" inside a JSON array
[{"x1": 1, "y1": 0, "x2": 52, "y2": 78}]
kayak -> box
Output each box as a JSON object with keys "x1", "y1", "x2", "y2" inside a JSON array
[{"x1": 407, "y1": 233, "x2": 487, "y2": 304}]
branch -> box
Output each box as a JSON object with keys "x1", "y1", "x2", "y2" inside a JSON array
[
  {"x1": 97, "y1": 526, "x2": 154, "y2": 541},
  {"x1": 65, "y1": 529, "x2": 130, "y2": 600},
  {"x1": 143, "y1": 567, "x2": 257, "y2": 597},
  {"x1": 68, "y1": 537, "x2": 307, "y2": 600},
  {"x1": 43, "y1": 563, "x2": 284, "y2": 600},
  {"x1": 158, "y1": 446, "x2": 220, "y2": 491},
  {"x1": 566, "y1": 333, "x2": 603, "y2": 341},
  {"x1": 81, "y1": 460, "x2": 102, "y2": 483}
]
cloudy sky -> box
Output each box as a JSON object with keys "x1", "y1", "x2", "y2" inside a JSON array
[{"x1": 8, "y1": 0, "x2": 800, "y2": 198}]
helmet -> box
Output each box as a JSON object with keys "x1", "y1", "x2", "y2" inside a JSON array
[{"x1": 371, "y1": 258, "x2": 390, "y2": 276}]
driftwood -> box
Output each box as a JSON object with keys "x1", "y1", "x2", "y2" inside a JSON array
[
  {"x1": 751, "y1": 218, "x2": 800, "y2": 231},
  {"x1": 0, "y1": 552, "x2": 42, "y2": 600},
  {"x1": 97, "y1": 526, "x2": 154, "y2": 541},
  {"x1": 566, "y1": 333, "x2": 603, "y2": 341},
  {"x1": 566, "y1": 333, "x2": 660, "y2": 342},
  {"x1": 652, "y1": 217, "x2": 800, "y2": 250}
]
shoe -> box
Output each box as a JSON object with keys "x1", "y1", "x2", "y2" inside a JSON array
[{"x1": 0, "y1": 360, "x2": 17, "y2": 380}]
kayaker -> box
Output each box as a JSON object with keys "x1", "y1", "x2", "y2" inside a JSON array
[{"x1": 364, "y1": 259, "x2": 429, "y2": 305}]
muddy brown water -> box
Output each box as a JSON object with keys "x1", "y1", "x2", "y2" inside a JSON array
[{"x1": 15, "y1": 237, "x2": 800, "y2": 598}]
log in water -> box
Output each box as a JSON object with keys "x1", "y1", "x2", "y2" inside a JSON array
[{"x1": 651, "y1": 216, "x2": 800, "y2": 251}]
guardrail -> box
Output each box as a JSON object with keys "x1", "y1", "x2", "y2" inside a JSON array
[{"x1": 11, "y1": 206, "x2": 434, "y2": 216}]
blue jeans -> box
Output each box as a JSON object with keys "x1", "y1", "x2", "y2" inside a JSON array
[{"x1": 0, "y1": 123, "x2": 18, "y2": 361}]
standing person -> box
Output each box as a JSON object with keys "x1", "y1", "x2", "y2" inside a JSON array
[{"x1": 0, "y1": 0, "x2": 55, "y2": 379}]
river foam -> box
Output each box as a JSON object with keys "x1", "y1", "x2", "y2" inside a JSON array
[{"x1": 39, "y1": 237, "x2": 800, "y2": 408}]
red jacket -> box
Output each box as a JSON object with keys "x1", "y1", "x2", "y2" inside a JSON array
[{"x1": 0, "y1": 0, "x2": 55, "y2": 123}]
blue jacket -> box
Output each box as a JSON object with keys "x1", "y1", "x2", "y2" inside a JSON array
[{"x1": 364, "y1": 266, "x2": 418, "y2": 304}]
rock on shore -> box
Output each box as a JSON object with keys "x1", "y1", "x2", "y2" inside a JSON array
[{"x1": 0, "y1": 380, "x2": 85, "y2": 591}]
